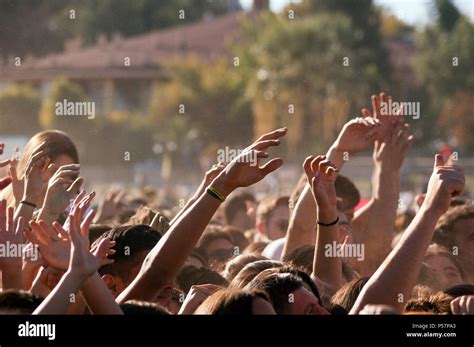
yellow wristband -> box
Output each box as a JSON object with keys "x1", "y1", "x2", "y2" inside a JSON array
[{"x1": 207, "y1": 186, "x2": 226, "y2": 202}]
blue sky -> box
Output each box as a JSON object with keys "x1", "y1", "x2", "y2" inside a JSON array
[{"x1": 240, "y1": 0, "x2": 474, "y2": 26}]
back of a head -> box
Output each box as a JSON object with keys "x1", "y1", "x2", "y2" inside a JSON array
[
  {"x1": 120, "y1": 300, "x2": 170, "y2": 315},
  {"x1": 18, "y1": 130, "x2": 79, "y2": 175},
  {"x1": 0, "y1": 290, "x2": 43, "y2": 314},
  {"x1": 95, "y1": 224, "x2": 161, "y2": 282},
  {"x1": 177, "y1": 265, "x2": 229, "y2": 293},
  {"x1": 245, "y1": 272, "x2": 303, "y2": 314},
  {"x1": 195, "y1": 288, "x2": 269, "y2": 315},
  {"x1": 404, "y1": 292, "x2": 453, "y2": 314},
  {"x1": 230, "y1": 260, "x2": 283, "y2": 289},
  {"x1": 223, "y1": 192, "x2": 255, "y2": 226},
  {"x1": 334, "y1": 174, "x2": 360, "y2": 211},
  {"x1": 282, "y1": 245, "x2": 315, "y2": 274},
  {"x1": 433, "y1": 205, "x2": 474, "y2": 249},
  {"x1": 330, "y1": 277, "x2": 370, "y2": 313},
  {"x1": 2, "y1": 130, "x2": 79, "y2": 207},
  {"x1": 222, "y1": 253, "x2": 267, "y2": 281}
]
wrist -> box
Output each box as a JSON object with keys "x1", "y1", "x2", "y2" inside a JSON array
[
  {"x1": 419, "y1": 201, "x2": 445, "y2": 220},
  {"x1": 22, "y1": 193, "x2": 39, "y2": 206},
  {"x1": 317, "y1": 208, "x2": 338, "y2": 225},
  {"x1": 209, "y1": 175, "x2": 235, "y2": 200}
]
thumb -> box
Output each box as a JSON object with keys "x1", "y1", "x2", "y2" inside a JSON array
[{"x1": 434, "y1": 154, "x2": 444, "y2": 168}]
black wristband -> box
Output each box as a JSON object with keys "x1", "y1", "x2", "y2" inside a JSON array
[
  {"x1": 20, "y1": 200, "x2": 37, "y2": 208},
  {"x1": 317, "y1": 216, "x2": 339, "y2": 227}
]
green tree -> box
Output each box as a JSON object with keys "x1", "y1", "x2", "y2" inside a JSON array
[
  {"x1": 0, "y1": 84, "x2": 41, "y2": 135},
  {"x1": 433, "y1": 0, "x2": 461, "y2": 32},
  {"x1": 39, "y1": 78, "x2": 90, "y2": 136},
  {"x1": 236, "y1": 12, "x2": 389, "y2": 156},
  {"x1": 413, "y1": 17, "x2": 474, "y2": 147}
]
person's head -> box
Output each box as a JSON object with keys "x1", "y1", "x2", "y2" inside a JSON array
[
  {"x1": 282, "y1": 245, "x2": 314, "y2": 274},
  {"x1": 330, "y1": 277, "x2": 369, "y2": 313},
  {"x1": 176, "y1": 265, "x2": 229, "y2": 293},
  {"x1": 0, "y1": 290, "x2": 43, "y2": 314},
  {"x1": 230, "y1": 260, "x2": 283, "y2": 289},
  {"x1": 120, "y1": 300, "x2": 170, "y2": 315},
  {"x1": 223, "y1": 192, "x2": 256, "y2": 231},
  {"x1": 196, "y1": 227, "x2": 236, "y2": 272},
  {"x1": 4, "y1": 130, "x2": 79, "y2": 207},
  {"x1": 222, "y1": 253, "x2": 267, "y2": 281},
  {"x1": 424, "y1": 245, "x2": 465, "y2": 290},
  {"x1": 195, "y1": 288, "x2": 275, "y2": 315},
  {"x1": 334, "y1": 174, "x2": 360, "y2": 221},
  {"x1": 223, "y1": 226, "x2": 250, "y2": 254},
  {"x1": 404, "y1": 292, "x2": 453, "y2": 314},
  {"x1": 246, "y1": 271, "x2": 328, "y2": 315},
  {"x1": 256, "y1": 195, "x2": 290, "y2": 240},
  {"x1": 88, "y1": 224, "x2": 113, "y2": 244},
  {"x1": 185, "y1": 249, "x2": 207, "y2": 268},
  {"x1": 433, "y1": 205, "x2": 474, "y2": 281},
  {"x1": 243, "y1": 241, "x2": 269, "y2": 255},
  {"x1": 94, "y1": 224, "x2": 161, "y2": 297}
]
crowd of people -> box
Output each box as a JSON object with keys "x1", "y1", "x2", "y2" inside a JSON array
[{"x1": 0, "y1": 92, "x2": 472, "y2": 316}]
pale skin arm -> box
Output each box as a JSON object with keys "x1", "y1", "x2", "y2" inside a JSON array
[
  {"x1": 117, "y1": 128, "x2": 287, "y2": 303},
  {"x1": 80, "y1": 272, "x2": 123, "y2": 315},
  {"x1": 170, "y1": 163, "x2": 224, "y2": 226},
  {"x1": 351, "y1": 155, "x2": 464, "y2": 314},
  {"x1": 303, "y1": 155, "x2": 344, "y2": 287},
  {"x1": 351, "y1": 93, "x2": 414, "y2": 276},
  {"x1": 281, "y1": 117, "x2": 381, "y2": 259}
]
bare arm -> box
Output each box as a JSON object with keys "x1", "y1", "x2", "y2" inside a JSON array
[
  {"x1": 117, "y1": 128, "x2": 287, "y2": 303},
  {"x1": 351, "y1": 155, "x2": 464, "y2": 313},
  {"x1": 281, "y1": 116, "x2": 380, "y2": 259},
  {"x1": 303, "y1": 156, "x2": 344, "y2": 287},
  {"x1": 352, "y1": 93, "x2": 414, "y2": 276}
]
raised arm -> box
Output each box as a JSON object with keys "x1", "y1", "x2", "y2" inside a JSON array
[
  {"x1": 0, "y1": 201, "x2": 26, "y2": 290},
  {"x1": 33, "y1": 195, "x2": 119, "y2": 314},
  {"x1": 351, "y1": 93, "x2": 414, "y2": 276},
  {"x1": 37, "y1": 164, "x2": 83, "y2": 224},
  {"x1": 117, "y1": 128, "x2": 287, "y2": 303},
  {"x1": 169, "y1": 163, "x2": 224, "y2": 226},
  {"x1": 281, "y1": 116, "x2": 381, "y2": 258},
  {"x1": 351, "y1": 155, "x2": 464, "y2": 313},
  {"x1": 303, "y1": 155, "x2": 344, "y2": 287}
]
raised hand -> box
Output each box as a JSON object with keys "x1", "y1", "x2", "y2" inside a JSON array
[
  {"x1": 20, "y1": 141, "x2": 51, "y2": 205},
  {"x1": 39, "y1": 164, "x2": 83, "y2": 221},
  {"x1": 0, "y1": 200, "x2": 25, "y2": 268},
  {"x1": 0, "y1": 144, "x2": 13, "y2": 190},
  {"x1": 26, "y1": 220, "x2": 71, "y2": 271},
  {"x1": 332, "y1": 117, "x2": 382, "y2": 155},
  {"x1": 67, "y1": 200, "x2": 101, "y2": 279},
  {"x1": 26, "y1": 191, "x2": 96, "y2": 271},
  {"x1": 94, "y1": 187, "x2": 125, "y2": 223},
  {"x1": 361, "y1": 92, "x2": 404, "y2": 139},
  {"x1": 211, "y1": 128, "x2": 287, "y2": 198},
  {"x1": 373, "y1": 120, "x2": 414, "y2": 172},
  {"x1": 303, "y1": 155, "x2": 338, "y2": 211},
  {"x1": 422, "y1": 155, "x2": 465, "y2": 216}
]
